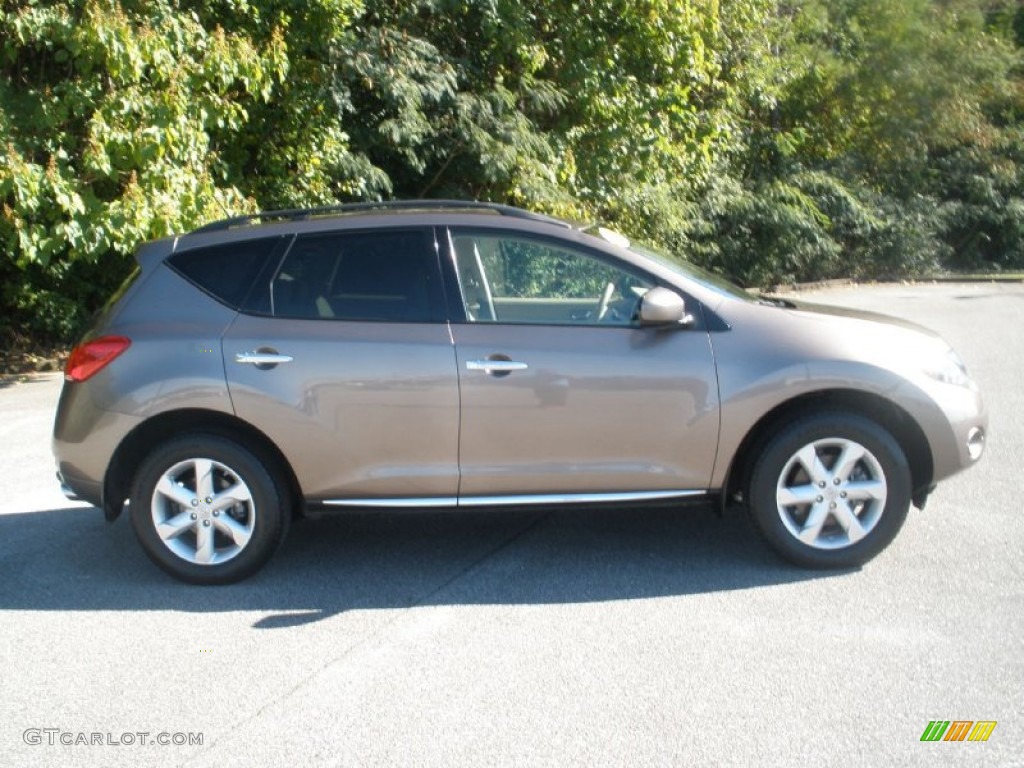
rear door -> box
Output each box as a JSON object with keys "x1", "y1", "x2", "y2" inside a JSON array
[
  {"x1": 445, "y1": 229, "x2": 720, "y2": 499},
  {"x1": 223, "y1": 227, "x2": 461, "y2": 504}
]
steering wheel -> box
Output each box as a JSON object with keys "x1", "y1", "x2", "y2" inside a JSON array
[{"x1": 595, "y1": 281, "x2": 616, "y2": 321}]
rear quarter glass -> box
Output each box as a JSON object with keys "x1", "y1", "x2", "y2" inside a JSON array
[{"x1": 167, "y1": 236, "x2": 285, "y2": 309}]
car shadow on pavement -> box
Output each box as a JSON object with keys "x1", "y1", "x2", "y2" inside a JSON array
[{"x1": 0, "y1": 504, "x2": 849, "y2": 627}]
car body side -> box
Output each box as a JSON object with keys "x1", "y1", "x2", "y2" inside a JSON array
[{"x1": 53, "y1": 213, "x2": 986, "y2": 521}]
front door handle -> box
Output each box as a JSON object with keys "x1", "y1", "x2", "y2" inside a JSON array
[
  {"x1": 466, "y1": 359, "x2": 528, "y2": 374},
  {"x1": 235, "y1": 350, "x2": 294, "y2": 368}
]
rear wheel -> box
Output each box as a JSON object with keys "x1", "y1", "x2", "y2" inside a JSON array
[
  {"x1": 129, "y1": 435, "x2": 290, "y2": 584},
  {"x1": 748, "y1": 412, "x2": 911, "y2": 568}
]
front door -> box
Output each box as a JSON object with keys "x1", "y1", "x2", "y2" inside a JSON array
[{"x1": 446, "y1": 229, "x2": 719, "y2": 499}]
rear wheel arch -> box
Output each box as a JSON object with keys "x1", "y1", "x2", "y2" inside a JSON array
[
  {"x1": 128, "y1": 433, "x2": 291, "y2": 584},
  {"x1": 103, "y1": 409, "x2": 303, "y2": 521},
  {"x1": 722, "y1": 389, "x2": 934, "y2": 510}
]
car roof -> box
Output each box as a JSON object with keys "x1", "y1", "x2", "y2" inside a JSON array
[
  {"x1": 171, "y1": 201, "x2": 596, "y2": 258},
  {"x1": 189, "y1": 200, "x2": 575, "y2": 235}
]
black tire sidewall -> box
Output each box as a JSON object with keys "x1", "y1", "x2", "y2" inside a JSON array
[
  {"x1": 749, "y1": 412, "x2": 912, "y2": 569},
  {"x1": 129, "y1": 434, "x2": 288, "y2": 585}
]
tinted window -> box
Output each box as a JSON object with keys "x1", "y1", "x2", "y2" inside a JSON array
[
  {"x1": 168, "y1": 237, "x2": 282, "y2": 309},
  {"x1": 270, "y1": 230, "x2": 436, "y2": 322}
]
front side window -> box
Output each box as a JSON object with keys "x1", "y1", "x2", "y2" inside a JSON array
[
  {"x1": 450, "y1": 232, "x2": 652, "y2": 326},
  {"x1": 269, "y1": 229, "x2": 436, "y2": 322}
]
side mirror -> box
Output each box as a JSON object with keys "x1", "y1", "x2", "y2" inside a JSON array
[{"x1": 639, "y1": 287, "x2": 694, "y2": 327}]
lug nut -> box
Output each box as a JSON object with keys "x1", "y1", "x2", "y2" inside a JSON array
[
  {"x1": 202, "y1": 520, "x2": 211, "y2": 527},
  {"x1": 205, "y1": 497, "x2": 212, "y2": 504},
  {"x1": 833, "y1": 477, "x2": 841, "y2": 485},
  {"x1": 840, "y1": 491, "x2": 847, "y2": 498},
  {"x1": 190, "y1": 512, "x2": 197, "y2": 520},
  {"x1": 829, "y1": 502, "x2": 836, "y2": 509},
  {"x1": 818, "y1": 481, "x2": 826, "y2": 488},
  {"x1": 816, "y1": 496, "x2": 823, "y2": 503},
  {"x1": 191, "y1": 499, "x2": 199, "y2": 507},
  {"x1": 212, "y1": 510, "x2": 219, "y2": 517}
]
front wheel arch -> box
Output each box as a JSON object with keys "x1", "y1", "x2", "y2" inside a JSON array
[
  {"x1": 746, "y1": 410, "x2": 912, "y2": 568},
  {"x1": 721, "y1": 389, "x2": 933, "y2": 512}
]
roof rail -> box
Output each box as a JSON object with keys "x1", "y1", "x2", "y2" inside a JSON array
[{"x1": 190, "y1": 199, "x2": 572, "y2": 234}]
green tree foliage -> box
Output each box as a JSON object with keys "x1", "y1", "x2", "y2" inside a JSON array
[
  {"x1": 1, "y1": 0, "x2": 1021, "y2": 344},
  {"x1": 702, "y1": 0, "x2": 1024, "y2": 283},
  {"x1": 1, "y1": 0, "x2": 288, "y2": 336},
  {"x1": 334, "y1": 0, "x2": 567, "y2": 205}
]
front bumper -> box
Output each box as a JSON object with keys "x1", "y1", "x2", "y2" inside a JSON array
[{"x1": 915, "y1": 377, "x2": 987, "y2": 484}]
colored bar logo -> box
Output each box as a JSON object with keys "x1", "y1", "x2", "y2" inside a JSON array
[{"x1": 920, "y1": 720, "x2": 997, "y2": 742}]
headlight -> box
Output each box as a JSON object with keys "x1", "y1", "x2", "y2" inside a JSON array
[{"x1": 923, "y1": 348, "x2": 976, "y2": 389}]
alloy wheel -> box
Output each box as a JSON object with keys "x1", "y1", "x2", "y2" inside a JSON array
[
  {"x1": 150, "y1": 457, "x2": 256, "y2": 565},
  {"x1": 775, "y1": 437, "x2": 887, "y2": 550}
]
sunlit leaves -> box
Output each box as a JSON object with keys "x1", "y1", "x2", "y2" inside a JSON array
[{"x1": 1, "y1": 0, "x2": 1022, "y2": 341}]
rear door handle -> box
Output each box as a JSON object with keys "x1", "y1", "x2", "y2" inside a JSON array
[
  {"x1": 466, "y1": 359, "x2": 528, "y2": 374},
  {"x1": 235, "y1": 351, "x2": 294, "y2": 366}
]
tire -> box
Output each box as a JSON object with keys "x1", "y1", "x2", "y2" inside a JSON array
[
  {"x1": 748, "y1": 411, "x2": 911, "y2": 569},
  {"x1": 129, "y1": 434, "x2": 290, "y2": 585}
]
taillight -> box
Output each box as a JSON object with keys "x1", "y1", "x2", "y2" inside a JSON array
[{"x1": 65, "y1": 336, "x2": 131, "y2": 382}]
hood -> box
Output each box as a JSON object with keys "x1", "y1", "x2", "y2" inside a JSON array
[
  {"x1": 780, "y1": 297, "x2": 943, "y2": 339},
  {"x1": 757, "y1": 293, "x2": 979, "y2": 394},
  {"x1": 723, "y1": 292, "x2": 956, "y2": 378}
]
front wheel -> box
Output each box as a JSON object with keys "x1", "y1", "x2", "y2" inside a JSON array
[
  {"x1": 129, "y1": 435, "x2": 290, "y2": 584},
  {"x1": 748, "y1": 412, "x2": 912, "y2": 569}
]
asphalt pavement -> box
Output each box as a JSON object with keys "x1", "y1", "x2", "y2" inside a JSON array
[{"x1": 1, "y1": 282, "x2": 1021, "y2": 767}]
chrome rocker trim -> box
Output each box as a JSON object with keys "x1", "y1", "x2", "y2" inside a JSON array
[{"x1": 322, "y1": 489, "x2": 707, "y2": 508}]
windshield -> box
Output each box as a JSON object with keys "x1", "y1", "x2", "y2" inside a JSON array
[{"x1": 628, "y1": 243, "x2": 756, "y2": 302}]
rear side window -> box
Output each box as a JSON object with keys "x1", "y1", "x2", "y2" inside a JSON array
[
  {"x1": 167, "y1": 237, "x2": 283, "y2": 309},
  {"x1": 266, "y1": 229, "x2": 438, "y2": 322}
]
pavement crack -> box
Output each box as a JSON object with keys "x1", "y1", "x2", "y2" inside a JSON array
[
  {"x1": 183, "y1": 511, "x2": 549, "y2": 763},
  {"x1": 403, "y1": 511, "x2": 549, "y2": 610}
]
